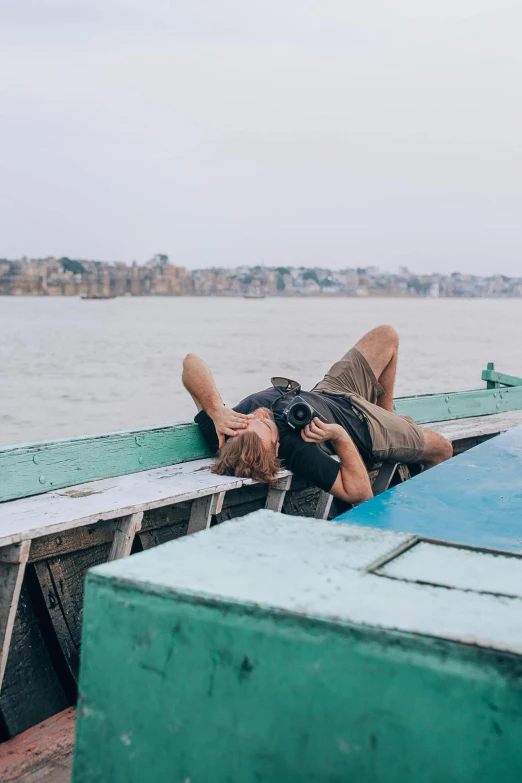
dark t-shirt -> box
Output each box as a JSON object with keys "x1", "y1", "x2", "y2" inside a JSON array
[{"x1": 195, "y1": 388, "x2": 371, "y2": 493}]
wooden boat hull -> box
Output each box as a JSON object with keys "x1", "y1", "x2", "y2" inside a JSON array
[{"x1": 1, "y1": 364, "x2": 522, "y2": 741}]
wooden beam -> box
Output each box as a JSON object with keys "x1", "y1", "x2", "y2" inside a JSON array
[
  {"x1": 265, "y1": 475, "x2": 293, "y2": 513},
  {"x1": 315, "y1": 491, "x2": 334, "y2": 520},
  {"x1": 393, "y1": 384, "x2": 522, "y2": 424},
  {"x1": 481, "y1": 367, "x2": 522, "y2": 388},
  {"x1": 0, "y1": 540, "x2": 30, "y2": 689},
  {"x1": 107, "y1": 512, "x2": 144, "y2": 561},
  {"x1": 0, "y1": 422, "x2": 213, "y2": 503},
  {"x1": 372, "y1": 463, "x2": 399, "y2": 496},
  {"x1": 484, "y1": 362, "x2": 499, "y2": 389},
  {"x1": 187, "y1": 492, "x2": 226, "y2": 535}
]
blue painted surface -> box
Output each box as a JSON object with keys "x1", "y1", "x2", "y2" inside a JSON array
[{"x1": 335, "y1": 426, "x2": 522, "y2": 553}]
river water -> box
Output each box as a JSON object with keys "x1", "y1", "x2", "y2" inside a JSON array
[{"x1": 1, "y1": 296, "x2": 521, "y2": 445}]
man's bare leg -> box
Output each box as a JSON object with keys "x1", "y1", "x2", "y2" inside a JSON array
[
  {"x1": 354, "y1": 325, "x2": 398, "y2": 412},
  {"x1": 418, "y1": 428, "x2": 453, "y2": 468},
  {"x1": 354, "y1": 326, "x2": 453, "y2": 468}
]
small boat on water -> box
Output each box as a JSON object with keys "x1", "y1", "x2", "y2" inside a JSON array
[
  {"x1": 80, "y1": 295, "x2": 117, "y2": 300},
  {"x1": 244, "y1": 286, "x2": 265, "y2": 299}
]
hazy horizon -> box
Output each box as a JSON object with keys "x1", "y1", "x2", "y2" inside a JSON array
[
  {"x1": 3, "y1": 256, "x2": 522, "y2": 280},
  {"x1": 1, "y1": 1, "x2": 521, "y2": 275}
]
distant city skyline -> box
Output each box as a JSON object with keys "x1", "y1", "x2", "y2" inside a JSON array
[
  {"x1": 1, "y1": 1, "x2": 521, "y2": 275},
  {"x1": 1, "y1": 254, "x2": 521, "y2": 279},
  {"x1": 2, "y1": 256, "x2": 521, "y2": 298}
]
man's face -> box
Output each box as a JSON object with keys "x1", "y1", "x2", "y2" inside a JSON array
[{"x1": 245, "y1": 407, "x2": 279, "y2": 454}]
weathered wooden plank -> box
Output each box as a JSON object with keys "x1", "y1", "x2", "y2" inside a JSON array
[
  {"x1": 431, "y1": 409, "x2": 522, "y2": 440},
  {"x1": 141, "y1": 503, "x2": 191, "y2": 532},
  {"x1": 0, "y1": 422, "x2": 212, "y2": 503},
  {"x1": 0, "y1": 461, "x2": 293, "y2": 548},
  {"x1": 372, "y1": 463, "x2": 398, "y2": 496},
  {"x1": 314, "y1": 490, "x2": 334, "y2": 520},
  {"x1": 0, "y1": 575, "x2": 69, "y2": 738},
  {"x1": 29, "y1": 525, "x2": 115, "y2": 563},
  {"x1": 214, "y1": 484, "x2": 269, "y2": 525},
  {"x1": 0, "y1": 541, "x2": 30, "y2": 689},
  {"x1": 139, "y1": 523, "x2": 188, "y2": 551},
  {"x1": 34, "y1": 544, "x2": 112, "y2": 681},
  {"x1": 265, "y1": 475, "x2": 293, "y2": 512},
  {"x1": 0, "y1": 460, "x2": 288, "y2": 548},
  {"x1": 0, "y1": 706, "x2": 75, "y2": 781},
  {"x1": 106, "y1": 513, "x2": 143, "y2": 561},
  {"x1": 187, "y1": 493, "x2": 226, "y2": 535},
  {"x1": 33, "y1": 562, "x2": 80, "y2": 682}
]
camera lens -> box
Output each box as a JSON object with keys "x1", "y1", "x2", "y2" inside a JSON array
[{"x1": 287, "y1": 402, "x2": 312, "y2": 429}]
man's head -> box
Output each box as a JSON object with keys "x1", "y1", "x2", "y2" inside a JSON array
[{"x1": 211, "y1": 407, "x2": 280, "y2": 484}]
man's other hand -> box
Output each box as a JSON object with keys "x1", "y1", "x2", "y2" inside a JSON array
[
  {"x1": 210, "y1": 407, "x2": 253, "y2": 449},
  {"x1": 301, "y1": 418, "x2": 346, "y2": 444}
]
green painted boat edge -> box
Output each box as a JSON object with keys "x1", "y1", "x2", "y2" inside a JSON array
[
  {"x1": 0, "y1": 422, "x2": 213, "y2": 503},
  {"x1": 0, "y1": 419, "x2": 197, "y2": 453},
  {"x1": 2, "y1": 365, "x2": 522, "y2": 503},
  {"x1": 393, "y1": 384, "x2": 522, "y2": 423}
]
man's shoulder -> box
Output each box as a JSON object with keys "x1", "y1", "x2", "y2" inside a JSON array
[{"x1": 234, "y1": 388, "x2": 278, "y2": 412}]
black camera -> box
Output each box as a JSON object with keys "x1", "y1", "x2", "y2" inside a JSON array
[{"x1": 280, "y1": 396, "x2": 328, "y2": 430}]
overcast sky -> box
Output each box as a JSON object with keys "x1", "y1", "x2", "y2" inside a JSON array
[{"x1": 1, "y1": 1, "x2": 521, "y2": 274}]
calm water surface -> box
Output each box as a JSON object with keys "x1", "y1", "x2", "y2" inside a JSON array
[{"x1": 1, "y1": 296, "x2": 521, "y2": 445}]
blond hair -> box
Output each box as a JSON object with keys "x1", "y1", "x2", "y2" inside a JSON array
[{"x1": 211, "y1": 431, "x2": 280, "y2": 485}]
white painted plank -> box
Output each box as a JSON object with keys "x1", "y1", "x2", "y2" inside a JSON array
[
  {"x1": 107, "y1": 512, "x2": 143, "y2": 561},
  {"x1": 429, "y1": 410, "x2": 522, "y2": 440},
  {"x1": 0, "y1": 460, "x2": 291, "y2": 548},
  {"x1": 0, "y1": 540, "x2": 30, "y2": 687},
  {"x1": 94, "y1": 511, "x2": 522, "y2": 655},
  {"x1": 265, "y1": 475, "x2": 293, "y2": 513},
  {"x1": 377, "y1": 541, "x2": 522, "y2": 597},
  {"x1": 315, "y1": 491, "x2": 334, "y2": 520},
  {"x1": 187, "y1": 492, "x2": 226, "y2": 535}
]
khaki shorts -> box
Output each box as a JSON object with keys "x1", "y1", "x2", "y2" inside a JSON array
[{"x1": 312, "y1": 348, "x2": 425, "y2": 464}]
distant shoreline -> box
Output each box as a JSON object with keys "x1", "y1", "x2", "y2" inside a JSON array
[{"x1": 1, "y1": 292, "x2": 521, "y2": 300}]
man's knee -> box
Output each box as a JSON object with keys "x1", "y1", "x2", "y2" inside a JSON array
[
  {"x1": 435, "y1": 435, "x2": 453, "y2": 463},
  {"x1": 376, "y1": 324, "x2": 399, "y2": 347},
  {"x1": 362, "y1": 324, "x2": 399, "y2": 351},
  {"x1": 357, "y1": 324, "x2": 398, "y2": 354},
  {"x1": 421, "y1": 430, "x2": 453, "y2": 466}
]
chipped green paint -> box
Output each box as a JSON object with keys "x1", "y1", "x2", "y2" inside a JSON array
[
  {"x1": 0, "y1": 423, "x2": 212, "y2": 502},
  {"x1": 73, "y1": 514, "x2": 522, "y2": 783},
  {"x1": 481, "y1": 367, "x2": 522, "y2": 388},
  {"x1": 393, "y1": 383, "x2": 522, "y2": 423}
]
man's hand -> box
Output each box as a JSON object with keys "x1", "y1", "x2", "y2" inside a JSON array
[
  {"x1": 301, "y1": 418, "x2": 346, "y2": 444},
  {"x1": 210, "y1": 407, "x2": 253, "y2": 449},
  {"x1": 303, "y1": 417, "x2": 373, "y2": 505}
]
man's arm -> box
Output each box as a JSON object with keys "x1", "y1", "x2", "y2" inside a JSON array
[
  {"x1": 182, "y1": 354, "x2": 251, "y2": 448},
  {"x1": 301, "y1": 418, "x2": 373, "y2": 506}
]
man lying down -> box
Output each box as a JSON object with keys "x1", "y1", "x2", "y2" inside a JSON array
[{"x1": 182, "y1": 325, "x2": 452, "y2": 506}]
